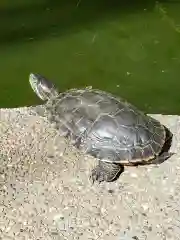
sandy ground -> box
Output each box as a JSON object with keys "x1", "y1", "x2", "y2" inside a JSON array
[{"x1": 0, "y1": 106, "x2": 180, "y2": 240}]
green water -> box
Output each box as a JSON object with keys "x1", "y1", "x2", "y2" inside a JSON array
[{"x1": 1, "y1": 0, "x2": 180, "y2": 114}]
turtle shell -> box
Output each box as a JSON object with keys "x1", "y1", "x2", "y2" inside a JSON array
[{"x1": 45, "y1": 88, "x2": 166, "y2": 165}]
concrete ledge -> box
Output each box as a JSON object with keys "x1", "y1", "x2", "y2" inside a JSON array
[{"x1": 0, "y1": 107, "x2": 180, "y2": 240}]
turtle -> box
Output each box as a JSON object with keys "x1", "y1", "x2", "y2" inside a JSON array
[{"x1": 29, "y1": 73, "x2": 173, "y2": 183}]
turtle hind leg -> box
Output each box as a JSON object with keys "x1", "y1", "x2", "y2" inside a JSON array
[
  {"x1": 150, "y1": 152, "x2": 174, "y2": 165},
  {"x1": 150, "y1": 126, "x2": 174, "y2": 165},
  {"x1": 90, "y1": 161, "x2": 124, "y2": 183}
]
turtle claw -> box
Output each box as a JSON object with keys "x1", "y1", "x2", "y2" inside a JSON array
[{"x1": 90, "y1": 166, "x2": 106, "y2": 184}]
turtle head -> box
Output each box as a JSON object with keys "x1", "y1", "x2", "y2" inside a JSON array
[{"x1": 29, "y1": 73, "x2": 59, "y2": 101}]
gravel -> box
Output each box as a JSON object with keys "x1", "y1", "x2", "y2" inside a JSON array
[{"x1": 0, "y1": 106, "x2": 180, "y2": 240}]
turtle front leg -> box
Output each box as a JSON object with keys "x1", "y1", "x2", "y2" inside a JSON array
[{"x1": 90, "y1": 161, "x2": 124, "y2": 183}]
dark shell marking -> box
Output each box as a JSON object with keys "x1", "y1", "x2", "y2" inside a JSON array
[{"x1": 45, "y1": 88, "x2": 166, "y2": 165}]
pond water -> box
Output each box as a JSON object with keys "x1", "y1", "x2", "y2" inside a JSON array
[{"x1": 0, "y1": 0, "x2": 180, "y2": 114}]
